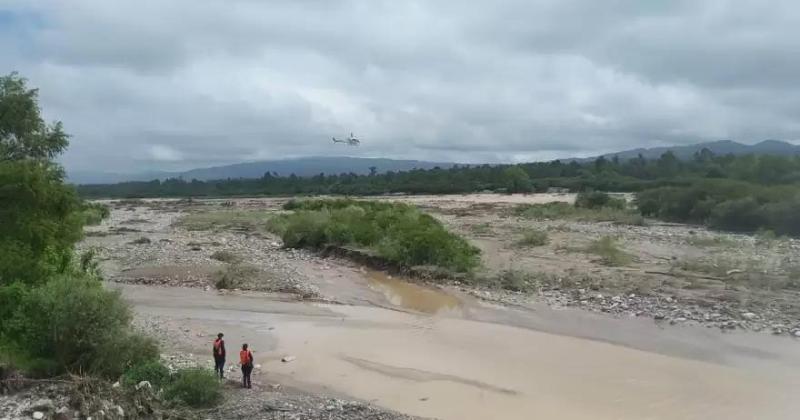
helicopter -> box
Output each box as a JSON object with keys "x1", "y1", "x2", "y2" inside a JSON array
[{"x1": 332, "y1": 132, "x2": 360, "y2": 146}]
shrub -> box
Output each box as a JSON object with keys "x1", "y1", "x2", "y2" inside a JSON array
[
  {"x1": 585, "y1": 236, "x2": 632, "y2": 266},
  {"x1": 708, "y1": 198, "x2": 765, "y2": 232},
  {"x1": 575, "y1": 191, "x2": 625, "y2": 210},
  {"x1": 130, "y1": 236, "x2": 151, "y2": 245},
  {"x1": 81, "y1": 202, "x2": 111, "y2": 226},
  {"x1": 210, "y1": 250, "x2": 241, "y2": 264},
  {"x1": 517, "y1": 229, "x2": 549, "y2": 247},
  {"x1": 3, "y1": 274, "x2": 159, "y2": 378},
  {"x1": 213, "y1": 264, "x2": 260, "y2": 289},
  {"x1": 123, "y1": 360, "x2": 171, "y2": 389},
  {"x1": 163, "y1": 368, "x2": 222, "y2": 408},
  {"x1": 275, "y1": 200, "x2": 480, "y2": 272}
]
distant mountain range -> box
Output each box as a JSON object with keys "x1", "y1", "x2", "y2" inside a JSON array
[
  {"x1": 68, "y1": 157, "x2": 456, "y2": 185},
  {"x1": 68, "y1": 140, "x2": 800, "y2": 185},
  {"x1": 589, "y1": 139, "x2": 800, "y2": 161}
]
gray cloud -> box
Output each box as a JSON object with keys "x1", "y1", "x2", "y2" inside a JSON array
[{"x1": 1, "y1": 0, "x2": 799, "y2": 173}]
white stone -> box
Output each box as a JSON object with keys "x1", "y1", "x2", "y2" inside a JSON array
[
  {"x1": 136, "y1": 380, "x2": 152, "y2": 390},
  {"x1": 32, "y1": 413, "x2": 44, "y2": 420},
  {"x1": 742, "y1": 312, "x2": 757, "y2": 320},
  {"x1": 281, "y1": 355, "x2": 296, "y2": 363}
]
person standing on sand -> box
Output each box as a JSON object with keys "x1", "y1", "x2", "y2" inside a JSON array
[
  {"x1": 212, "y1": 333, "x2": 226, "y2": 379},
  {"x1": 240, "y1": 343, "x2": 254, "y2": 389}
]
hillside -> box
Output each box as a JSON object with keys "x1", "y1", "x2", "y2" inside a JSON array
[
  {"x1": 69, "y1": 157, "x2": 456, "y2": 184},
  {"x1": 595, "y1": 140, "x2": 800, "y2": 161}
]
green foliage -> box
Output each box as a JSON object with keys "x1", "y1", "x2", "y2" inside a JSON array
[
  {"x1": 1, "y1": 72, "x2": 69, "y2": 161},
  {"x1": 637, "y1": 180, "x2": 800, "y2": 235},
  {"x1": 271, "y1": 200, "x2": 480, "y2": 272},
  {"x1": 0, "y1": 160, "x2": 83, "y2": 285},
  {"x1": 575, "y1": 191, "x2": 625, "y2": 210},
  {"x1": 503, "y1": 165, "x2": 532, "y2": 193},
  {"x1": 2, "y1": 273, "x2": 159, "y2": 378},
  {"x1": 123, "y1": 360, "x2": 171, "y2": 389},
  {"x1": 163, "y1": 368, "x2": 222, "y2": 408},
  {"x1": 81, "y1": 202, "x2": 111, "y2": 225},
  {"x1": 516, "y1": 229, "x2": 549, "y2": 247},
  {"x1": 585, "y1": 236, "x2": 633, "y2": 266}
]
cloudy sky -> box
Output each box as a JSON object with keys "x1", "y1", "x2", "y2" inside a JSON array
[{"x1": 2, "y1": 0, "x2": 799, "y2": 173}]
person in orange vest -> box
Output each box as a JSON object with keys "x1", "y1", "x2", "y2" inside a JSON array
[
  {"x1": 239, "y1": 343, "x2": 254, "y2": 389},
  {"x1": 212, "y1": 333, "x2": 226, "y2": 380}
]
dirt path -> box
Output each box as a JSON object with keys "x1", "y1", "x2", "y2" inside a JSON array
[{"x1": 119, "y1": 283, "x2": 800, "y2": 420}]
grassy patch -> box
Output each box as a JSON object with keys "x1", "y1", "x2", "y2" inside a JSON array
[
  {"x1": 687, "y1": 235, "x2": 736, "y2": 248},
  {"x1": 585, "y1": 236, "x2": 633, "y2": 266},
  {"x1": 270, "y1": 199, "x2": 480, "y2": 273},
  {"x1": 210, "y1": 250, "x2": 241, "y2": 264},
  {"x1": 514, "y1": 202, "x2": 644, "y2": 225},
  {"x1": 175, "y1": 210, "x2": 273, "y2": 232},
  {"x1": 516, "y1": 229, "x2": 549, "y2": 247}
]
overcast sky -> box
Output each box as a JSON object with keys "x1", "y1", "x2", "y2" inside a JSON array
[{"x1": 2, "y1": 0, "x2": 799, "y2": 173}]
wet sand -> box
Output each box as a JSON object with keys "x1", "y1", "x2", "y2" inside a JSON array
[{"x1": 119, "y1": 283, "x2": 800, "y2": 420}]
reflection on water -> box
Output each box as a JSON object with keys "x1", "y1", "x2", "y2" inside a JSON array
[{"x1": 367, "y1": 270, "x2": 462, "y2": 314}]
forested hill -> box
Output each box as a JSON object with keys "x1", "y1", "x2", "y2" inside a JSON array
[
  {"x1": 68, "y1": 156, "x2": 456, "y2": 184},
  {"x1": 78, "y1": 151, "x2": 800, "y2": 198}
]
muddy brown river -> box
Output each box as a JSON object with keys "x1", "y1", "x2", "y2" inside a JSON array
[{"x1": 118, "y1": 283, "x2": 800, "y2": 420}]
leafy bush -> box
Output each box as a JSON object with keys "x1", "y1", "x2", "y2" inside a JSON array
[
  {"x1": 585, "y1": 236, "x2": 632, "y2": 266},
  {"x1": 0, "y1": 161, "x2": 84, "y2": 286},
  {"x1": 81, "y1": 202, "x2": 111, "y2": 226},
  {"x1": 3, "y1": 274, "x2": 159, "y2": 378},
  {"x1": 575, "y1": 191, "x2": 625, "y2": 210},
  {"x1": 517, "y1": 229, "x2": 549, "y2": 247},
  {"x1": 213, "y1": 264, "x2": 260, "y2": 289},
  {"x1": 271, "y1": 200, "x2": 480, "y2": 272},
  {"x1": 123, "y1": 360, "x2": 171, "y2": 389},
  {"x1": 636, "y1": 180, "x2": 800, "y2": 235},
  {"x1": 163, "y1": 368, "x2": 222, "y2": 408}
]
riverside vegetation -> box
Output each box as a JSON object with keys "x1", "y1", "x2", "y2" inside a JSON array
[{"x1": 0, "y1": 72, "x2": 220, "y2": 414}]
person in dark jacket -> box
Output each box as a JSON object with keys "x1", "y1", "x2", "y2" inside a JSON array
[
  {"x1": 239, "y1": 343, "x2": 254, "y2": 389},
  {"x1": 212, "y1": 333, "x2": 226, "y2": 379}
]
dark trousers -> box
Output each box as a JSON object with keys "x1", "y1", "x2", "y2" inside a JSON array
[
  {"x1": 214, "y1": 357, "x2": 225, "y2": 379},
  {"x1": 241, "y1": 364, "x2": 253, "y2": 388}
]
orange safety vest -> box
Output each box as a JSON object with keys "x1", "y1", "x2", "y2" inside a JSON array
[{"x1": 240, "y1": 350, "x2": 252, "y2": 365}]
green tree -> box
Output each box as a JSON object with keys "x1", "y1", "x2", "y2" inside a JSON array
[
  {"x1": 0, "y1": 73, "x2": 82, "y2": 285},
  {"x1": 1, "y1": 73, "x2": 69, "y2": 161},
  {"x1": 503, "y1": 166, "x2": 532, "y2": 193}
]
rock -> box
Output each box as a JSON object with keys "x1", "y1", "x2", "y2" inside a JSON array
[
  {"x1": 31, "y1": 399, "x2": 54, "y2": 412},
  {"x1": 32, "y1": 412, "x2": 44, "y2": 420},
  {"x1": 112, "y1": 381, "x2": 121, "y2": 389},
  {"x1": 136, "y1": 380, "x2": 152, "y2": 390},
  {"x1": 793, "y1": 330, "x2": 800, "y2": 338},
  {"x1": 254, "y1": 364, "x2": 262, "y2": 370},
  {"x1": 742, "y1": 312, "x2": 757, "y2": 320},
  {"x1": 726, "y1": 269, "x2": 744, "y2": 276},
  {"x1": 115, "y1": 406, "x2": 125, "y2": 417},
  {"x1": 269, "y1": 383, "x2": 282, "y2": 391},
  {"x1": 281, "y1": 356, "x2": 296, "y2": 363},
  {"x1": 654, "y1": 313, "x2": 666, "y2": 320}
]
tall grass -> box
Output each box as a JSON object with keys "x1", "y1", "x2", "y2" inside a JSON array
[{"x1": 271, "y1": 199, "x2": 480, "y2": 273}]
